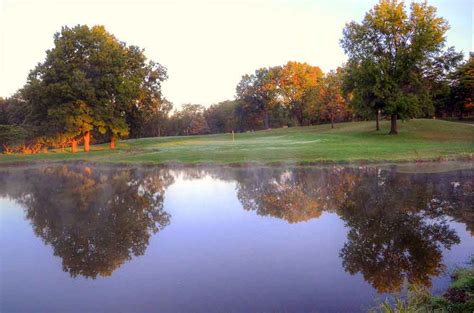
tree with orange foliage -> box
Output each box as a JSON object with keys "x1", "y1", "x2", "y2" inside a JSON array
[
  {"x1": 319, "y1": 69, "x2": 350, "y2": 128},
  {"x1": 278, "y1": 61, "x2": 323, "y2": 126}
]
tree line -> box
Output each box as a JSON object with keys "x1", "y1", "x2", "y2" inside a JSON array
[{"x1": 1, "y1": 0, "x2": 472, "y2": 153}]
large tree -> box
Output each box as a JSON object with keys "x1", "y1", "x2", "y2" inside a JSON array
[
  {"x1": 24, "y1": 25, "x2": 167, "y2": 151},
  {"x1": 341, "y1": 0, "x2": 459, "y2": 134}
]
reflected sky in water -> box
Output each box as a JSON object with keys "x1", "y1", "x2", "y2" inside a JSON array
[{"x1": 0, "y1": 163, "x2": 473, "y2": 313}]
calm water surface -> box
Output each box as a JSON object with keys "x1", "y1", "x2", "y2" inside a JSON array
[{"x1": 0, "y1": 163, "x2": 473, "y2": 313}]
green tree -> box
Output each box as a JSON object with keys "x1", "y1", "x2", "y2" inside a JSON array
[
  {"x1": 126, "y1": 60, "x2": 169, "y2": 140},
  {"x1": 142, "y1": 98, "x2": 173, "y2": 138},
  {"x1": 236, "y1": 67, "x2": 280, "y2": 129},
  {"x1": 23, "y1": 25, "x2": 167, "y2": 151},
  {"x1": 204, "y1": 100, "x2": 239, "y2": 133},
  {"x1": 450, "y1": 55, "x2": 474, "y2": 118},
  {"x1": 168, "y1": 104, "x2": 210, "y2": 136},
  {"x1": 341, "y1": 0, "x2": 459, "y2": 134}
]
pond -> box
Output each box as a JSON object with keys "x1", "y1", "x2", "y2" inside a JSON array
[{"x1": 0, "y1": 163, "x2": 473, "y2": 312}]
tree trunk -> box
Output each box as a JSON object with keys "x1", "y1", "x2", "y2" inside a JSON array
[
  {"x1": 71, "y1": 139, "x2": 78, "y2": 153},
  {"x1": 331, "y1": 113, "x2": 334, "y2": 129},
  {"x1": 295, "y1": 111, "x2": 303, "y2": 126},
  {"x1": 83, "y1": 131, "x2": 91, "y2": 152},
  {"x1": 110, "y1": 136, "x2": 116, "y2": 149},
  {"x1": 389, "y1": 114, "x2": 398, "y2": 135},
  {"x1": 264, "y1": 110, "x2": 269, "y2": 129},
  {"x1": 376, "y1": 110, "x2": 380, "y2": 131}
]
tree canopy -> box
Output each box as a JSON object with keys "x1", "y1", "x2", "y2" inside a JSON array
[
  {"x1": 341, "y1": 0, "x2": 462, "y2": 134},
  {"x1": 22, "y1": 25, "x2": 167, "y2": 151}
]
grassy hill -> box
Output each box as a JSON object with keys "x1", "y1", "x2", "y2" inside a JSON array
[{"x1": 1, "y1": 119, "x2": 473, "y2": 165}]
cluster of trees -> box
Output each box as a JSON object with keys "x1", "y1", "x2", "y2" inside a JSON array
[
  {"x1": 148, "y1": 62, "x2": 351, "y2": 137},
  {"x1": 1, "y1": 0, "x2": 473, "y2": 153},
  {"x1": 163, "y1": 0, "x2": 472, "y2": 136}
]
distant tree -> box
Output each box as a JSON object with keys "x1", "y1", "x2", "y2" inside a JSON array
[
  {"x1": 204, "y1": 100, "x2": 239, "y2": 133},
  {"x1": 278, "y1": 61, "x2": 323, "y2": 125},
  {"x1": 341, "y1": 0, "x2": 460, "y2": 134},
  {"x1": 168, "y1": 104, "x2": 210, "y2": 136},
  {"x1": 0, "y1": 93, "x2": 32, "y2": 127},
  {"x1": 449, "y1": 55, "x2": 474, "y2": 118},
  {"x1": 142, "y1": 99, "x2": 173, "y2": 138},
  {"x1": 236, "y1": 67, "x2": 280, "y2": 129},
  {"x1": 0, "y1": 98, "x2": 7, "y2": 125},
  {"x1": 318, "y1": 68, "x2": 350, "y2": 128}
]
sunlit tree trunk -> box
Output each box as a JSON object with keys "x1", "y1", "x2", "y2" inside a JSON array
[
  {"x1": 71, "y1": 139, "x2": 78, "y2": 153},
  {"x1": 376, "y1": 110, "x2": 380, "y2": 131},
  {"x1": 83, "y1": 131, "x2": 91, "y2": 152},
  {"x1": 389, "y1": 114, "x2": 398, "y2": 135},
  {"x1": 110, "y1": 136, "x2": 116, "y2": 149}
]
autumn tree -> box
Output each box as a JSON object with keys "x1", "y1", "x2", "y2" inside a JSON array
[
  {"x1": 341, "y1": 0, "x2": 459, "y2": 134},
  {"x1": 277, "y1": 61, "x2": 323, "y2": 125},
  {"x1": 318, "y1": 68, "x2": 349, "y2": 128}
]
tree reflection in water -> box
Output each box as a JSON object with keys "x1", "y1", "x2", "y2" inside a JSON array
[
  {"x1": 220, "y1": 166, "x2": 472, "y2": 292},
  {"x1": 0, "y1": 164, "x2": 472, "y2": 292},
  {"x1": 0, "y1": 165, "x2": 173, "y2": 279}
]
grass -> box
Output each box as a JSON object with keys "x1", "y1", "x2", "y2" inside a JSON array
[
  {"x1": 372, "y1": 258, "x2": 474, "y2": 313},
  {"x1": 1, "y1": 119, "x2": 473, "y2": 165}
]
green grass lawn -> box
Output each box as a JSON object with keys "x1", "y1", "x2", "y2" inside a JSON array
[{"x1": 1, "y1": 119, "x2": 473, "y2": 165}]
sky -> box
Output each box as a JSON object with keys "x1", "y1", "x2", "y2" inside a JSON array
[{"x1": 0, "y1": 0, "x2": 472, "y2": 107}]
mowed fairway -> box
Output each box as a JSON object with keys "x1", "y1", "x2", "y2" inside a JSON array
[{"x1": 1, "y1": 119, "x2": 473, "y2": 165}]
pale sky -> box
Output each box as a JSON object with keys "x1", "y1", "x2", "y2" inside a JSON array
[{"x1": 0, "y1": 0, "x2": 472, "y2": 107}]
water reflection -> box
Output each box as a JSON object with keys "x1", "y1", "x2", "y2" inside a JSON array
[
  {"x1": 207, "y1": 166, "x2": 472, "y2": 292},
  {"x1": 0, "y1": 164, "x2": 472, "y2": 292},
  {"x1": 0, "y1": 166, "x2": 172, "y2": 278}
]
